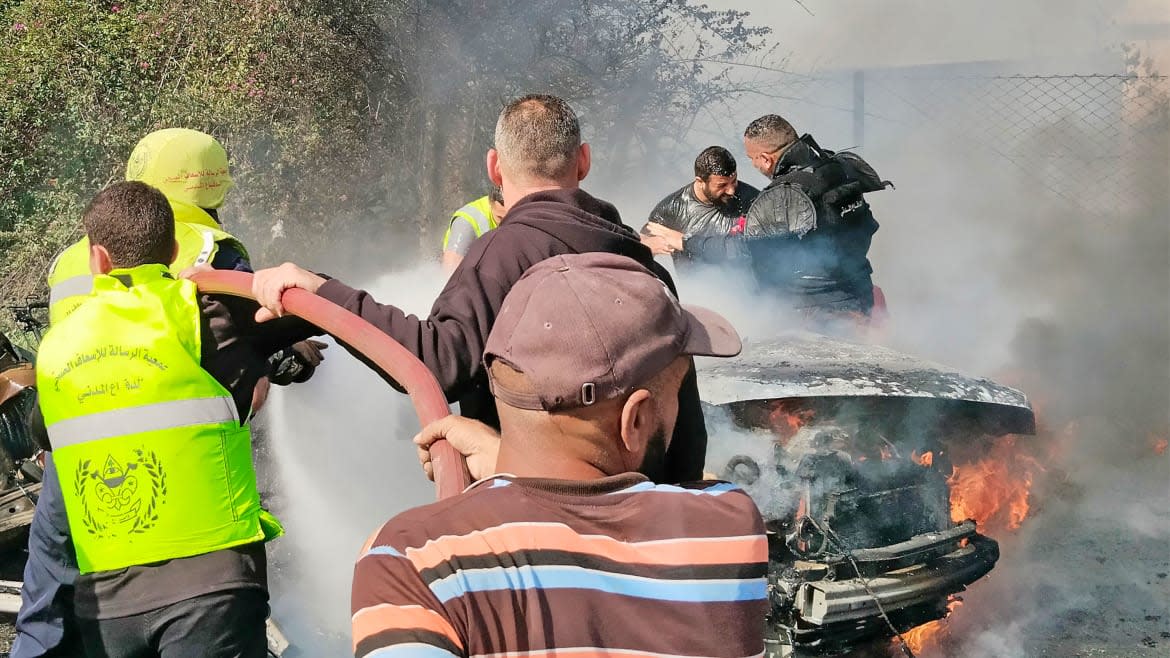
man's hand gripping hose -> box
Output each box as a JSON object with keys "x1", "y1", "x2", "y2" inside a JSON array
[{"x1": 190, "y1": 270, "x2": 472, "y2": 499}]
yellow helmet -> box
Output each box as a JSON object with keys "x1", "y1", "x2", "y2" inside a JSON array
[{"x1": 125, "y1": 128, "x2": 234, "y2": 209}]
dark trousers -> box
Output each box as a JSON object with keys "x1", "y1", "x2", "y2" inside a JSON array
[
  {"x1": 77, "y1": 589, "x2": 269, "y2": 658},
  {"x1": 11, "y1": 454, "x2": 82, "y2": 658}
]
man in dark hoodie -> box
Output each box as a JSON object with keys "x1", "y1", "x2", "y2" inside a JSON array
[{"x1": 251, "y1": 94, "x2": 710, "y2": 482}]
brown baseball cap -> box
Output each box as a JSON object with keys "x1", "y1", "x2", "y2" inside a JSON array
[{"x1": 484, "y1": 253, "x2": 741, "y2": 411}]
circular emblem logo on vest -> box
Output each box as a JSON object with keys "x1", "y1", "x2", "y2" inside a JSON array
[{"x1": 74, "y1": 448, "x2": 168, "y2": 537}]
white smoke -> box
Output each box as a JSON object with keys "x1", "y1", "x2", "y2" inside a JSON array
[
  {"x1": 258, "y1": 264, "x2": 448, "y2": 654},
  {"x1": 708, "y1": 0, "x2": 1121, "y2": 71}
]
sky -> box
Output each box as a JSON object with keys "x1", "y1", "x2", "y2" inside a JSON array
[{"x1": 707, "y1": 0, "x2": 1149, "y2": 71}]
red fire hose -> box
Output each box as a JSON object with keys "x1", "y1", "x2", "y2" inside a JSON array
[{"x1": 191, "y1": 270, "x2": 471, "y2": 500}]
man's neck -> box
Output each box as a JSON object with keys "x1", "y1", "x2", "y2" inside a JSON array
[
  {"x1": 495, "y1": 443, "x2": 616, "y2": 482},
  {"x1": 691, "y1": 180, "x2": 712, "y2": 205},
  {"x1": 503, "y1": 181, "x2": 579, "y2": 212}
]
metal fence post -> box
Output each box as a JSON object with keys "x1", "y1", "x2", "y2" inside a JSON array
[{"x1": 853, "y1": 70, "x2": 865, "y2": 148}]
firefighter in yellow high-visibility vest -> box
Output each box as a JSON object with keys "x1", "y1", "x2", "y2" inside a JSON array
[
  {"x1": 441, "y1": 187, "x2": 507, "y2": 273},
  {"x1": 34, "y1": 181, "x2": 316, "y2": 656},
  {"x1": 13, "y1": 130, "x2": 324, "y2": 658}
]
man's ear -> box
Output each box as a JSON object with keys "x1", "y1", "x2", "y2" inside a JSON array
[
  {"x1": 576, "y1": 143, "x2": 591, "y2": 182},
  {"x1": 89, "y1": 244, "x2": 113, "y2": 275},
  {"x1": 618, "y1": 388, "x2": 654, "y2": 456},
  {"x1": 487, "y1": 149, "x2": 504, "y2": 188}
]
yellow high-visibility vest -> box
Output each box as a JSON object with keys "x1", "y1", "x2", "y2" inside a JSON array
[
  {"x1": 441, "y1": 196, "x2": 498, "y2": 250},
  {"x1": 36, "y1": 264, "x2": 281, "y2": 574}
]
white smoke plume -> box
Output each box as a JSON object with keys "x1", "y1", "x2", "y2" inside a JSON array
[{"x1": 257, "y1": 265, "x2": 448, "y2": 653}]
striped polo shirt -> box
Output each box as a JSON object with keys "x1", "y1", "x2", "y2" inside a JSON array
[{"x1": 351, "y1": 473, "x2": 768, "y2": 658}]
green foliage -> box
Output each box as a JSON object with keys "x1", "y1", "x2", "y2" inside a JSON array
[
  {"x1": 1, "y1": 0, "x2": 401, "y2": 304},
  {"x1": 1, "y1": 0, "x2": 769, "y2": 333}
]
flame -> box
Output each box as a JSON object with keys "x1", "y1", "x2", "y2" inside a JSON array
[
  {"x1": 767, "y1": 401, "x2": 816, "y2": 445},
  {"x1": 767, "y1": 390, "x2": 1050, "y2": 653},
  {"x1": 947, "y1": 435, "x2": 1043, "y2": 533},
  {"x1": 896, "y1": 436, "x2": 1040, "y2": 654},
  {"x1": 901, "y1": 598, "x2": 964, "y2": 654},
  {"x1": 794, "y1": 495, "x2": 810, "y2": 552},
  {"x1": 911, "y1": 450, "x2": 934, "y2": 467},
  {"x1": 1151, "y1": 434, "x2": 1168, "y2": 456}
]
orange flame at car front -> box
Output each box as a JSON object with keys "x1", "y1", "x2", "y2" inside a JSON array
[
  {"x1": 767, "y1": 401, "x2": 816, "y2": 446},
  {"x1": 898, "y1": 434, "x2": 1042, "y2": 654},
  {"x1": 948, "y1": 435, "x2": 1042, "y2": 533},
  {"x1": 901, "y1": 598, "x2": 964, "y2": 655}
]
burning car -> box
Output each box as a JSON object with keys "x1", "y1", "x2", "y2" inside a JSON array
[{"x1": 698, "y1": 332, "x2": 1036, "y2": 657}]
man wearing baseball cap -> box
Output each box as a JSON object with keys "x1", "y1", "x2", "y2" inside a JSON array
[{"x1": 351, "y1": 253, "x2": 768, "y2": 658}]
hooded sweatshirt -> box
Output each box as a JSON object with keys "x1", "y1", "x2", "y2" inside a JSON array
[{"x1": 317, "y1": 188, "x2": 709, "y2": 481}]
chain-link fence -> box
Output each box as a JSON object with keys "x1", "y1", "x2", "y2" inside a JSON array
[
  {"x1": 715, "y1": 65, "x2": 1169, "y2": 218},
  {"x1": 863, "y1": 72, "x2": 1169, "y2": 217}
]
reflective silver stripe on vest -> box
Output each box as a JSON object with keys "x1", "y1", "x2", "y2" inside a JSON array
[
  {"x1": 49, "y1": 275, "x2": 95, "y2": 308},
  {"x1": 194, "y1": 230, "x2": 216, "y2": 266},
  {"x1": 456, "y1": 204, "x2": 492, "y2": 236},
  {"x1": 48, "y1": 396, "x2": 239, "y2": 448}
]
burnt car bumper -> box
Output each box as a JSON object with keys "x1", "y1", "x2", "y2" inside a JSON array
[{"x1": 770, "y1": 525, "x2": 998, "y2": 654}]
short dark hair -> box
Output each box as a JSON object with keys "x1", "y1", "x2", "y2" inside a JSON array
[
  {"x1": 694, "y1": 146, "x2": 737, "y2": 180},
  {"x1": 494, "y1": 94, "x2": 581, "y2": 181},
  {"x1": 83, "y1": 181, "x2": 175, "y2": 268},
  {"x1": 744, "y1": 114, "x2": 798, "y2": 151}
]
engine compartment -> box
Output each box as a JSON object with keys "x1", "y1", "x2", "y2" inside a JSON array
[
  {"x1": 708, "y1": 403, "x2": 1004, "y2": 656},
  {"x1": 699, "y1": 334, "x2": 1034, "y2": 656}
]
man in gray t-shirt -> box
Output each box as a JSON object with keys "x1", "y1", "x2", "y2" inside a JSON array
[{"x1": 640, "y1": 146, "x2": 758, "y2": 266}]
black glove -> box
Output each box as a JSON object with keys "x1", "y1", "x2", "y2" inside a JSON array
[{"x1": 268, "y1": 339, "x2": 328, "y2": 385}]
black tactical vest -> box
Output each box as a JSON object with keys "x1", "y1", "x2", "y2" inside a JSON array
[{"x1": 744, "y1": 135, "x2": 891, "y2": 312}]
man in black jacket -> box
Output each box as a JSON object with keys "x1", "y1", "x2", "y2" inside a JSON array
[
  {"x1": 689, "y1": 114, "x2": 889, "y2": 318},
  {"x1": 252, "y1": 94, "x2": 711, "y2": 482}
]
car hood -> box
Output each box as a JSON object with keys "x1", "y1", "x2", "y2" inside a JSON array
[{"x1": 697, "y1": 331, "x2": 1035, "y2": 436}]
